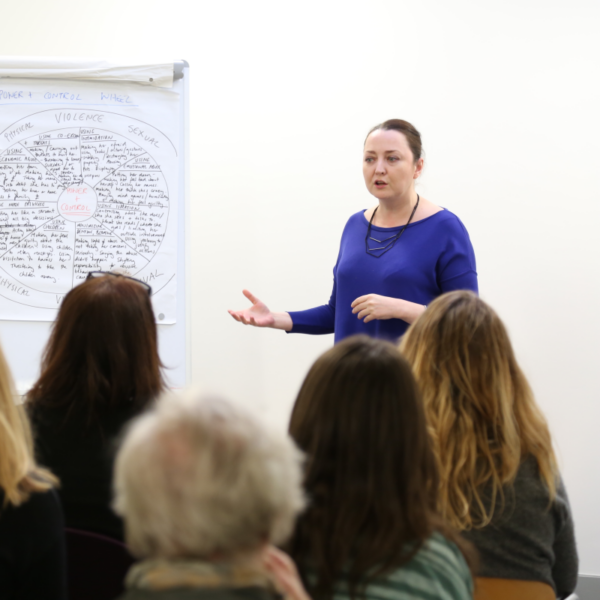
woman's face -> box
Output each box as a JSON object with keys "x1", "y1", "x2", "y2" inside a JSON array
[{"x1": 363, "y1": 129, "x2": 423, "y2": 203}]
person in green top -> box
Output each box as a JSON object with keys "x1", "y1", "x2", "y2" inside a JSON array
[{"x1": 285, "y1": 335, "x2": 475, "y2": 600}]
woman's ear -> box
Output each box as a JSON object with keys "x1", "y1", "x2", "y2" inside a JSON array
[{"x1": 413, "y1": 157, "x2": 424, "y2": 179}]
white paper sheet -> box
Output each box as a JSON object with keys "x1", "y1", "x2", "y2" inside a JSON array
[
  {"x1": 0, "y1": 77, "x2": 180, "y2": 323},
  {"x1": 0, "y1": 57, "x2": 174, "y2": 88}
]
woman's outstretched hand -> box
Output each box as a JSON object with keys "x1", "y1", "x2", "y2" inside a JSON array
[
  {"x1": 228, "y1": 291, "x2": 294, "y2": 331},
  {"x1": 263, "y1": 546, "x2": 311, "y2": 600},
  {"x1": 228, "y1": 289, "x2": 276, "y2": 327}
]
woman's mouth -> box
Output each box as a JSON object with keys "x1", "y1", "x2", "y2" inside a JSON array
[{"x1": 374, "y1": 180, "x2": 387, "y2": 188}]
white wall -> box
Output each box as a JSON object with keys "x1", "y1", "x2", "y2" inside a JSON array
[{"x1": 3, "y1": 0, "x2": 599, "y2": 574}]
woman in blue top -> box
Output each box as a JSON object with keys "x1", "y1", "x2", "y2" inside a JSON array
[{"x1": 229, "y1": 119, "x2": 477, "y2": 343}]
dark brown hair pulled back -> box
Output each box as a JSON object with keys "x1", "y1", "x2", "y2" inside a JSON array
[
  {"x1": 365, "y1": 119, "x2": 423, "y2": 162},
  {"x1": 288, "y1": 336, "x2": 470, "y2": 600},
  {"x1": 27, "y1": 275, "x2": 165, "y2": 427}
]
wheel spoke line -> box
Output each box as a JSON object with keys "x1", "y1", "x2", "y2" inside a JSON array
[
  {"x1": 71, "y1": 222, "x2": 77, "y2": 289},
  {"x1": 90, "y1": 217, "x2": 150, "y2": 264},
  {"x1": 18, "y1": 143, "x2": 66, "y2": 190},
  {"x1": 78, "y1": 127, "x2": 83, "y2": 184},
  {"x1": 92, "y1": 151, "x2": 148, "y2": 190},
  {"x1": 0, "y1": 215, "x2": 61, "y2": 260}
]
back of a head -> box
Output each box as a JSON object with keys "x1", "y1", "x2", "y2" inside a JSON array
[
  {"x1": 27, "y1": 274, "x2": 164, "y2": 424},
  {"x1": 114, "y1": 389, "x2": 305, "y2": 560},
  {"x1": 0, "y1": 339, "x2": 56, "y2": 506},
  {"x1": 289, "y1": 336, "x2": 439, "y2": 599},
  {"x1": 399, "y1": 291, "x2": 558, "y2": 529}
]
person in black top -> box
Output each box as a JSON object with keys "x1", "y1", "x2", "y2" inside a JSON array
[
  {"x1": 0, "y1": 337, "x2": 66, "y2": 600},
  {"x1": 400, "y1": 291, "x2": 578, "y2": 599},
  {"x1": 27, "y1": 271, "x2": 166, "y2": 541}
]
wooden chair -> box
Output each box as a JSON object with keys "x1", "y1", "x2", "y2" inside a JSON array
[{"x1": 474, "y1": 577, "x2": 556, "y2": 600}]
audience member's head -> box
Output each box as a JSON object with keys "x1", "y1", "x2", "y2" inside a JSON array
[
  {"x1": 399, "y1": 290, "x2": 558, "y2": 529},
  {"x1": 27, "y1": 272, "x2": 164, "y2": 426},
  {"x1": 113, "y1": 390, "x2": 305, "y2": 562},
  {"x1": 288, "y1": 335, "x2": 469, "y2": 599},
  {"x1": 0, "y1": 341, "x2": 56, "y2": 506}
]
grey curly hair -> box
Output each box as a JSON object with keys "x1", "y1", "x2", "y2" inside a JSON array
[{"x1": 113, "y1": 389, "x2": 305, "y2": 559}]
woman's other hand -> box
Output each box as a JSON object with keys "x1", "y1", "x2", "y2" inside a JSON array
[
  {"x1": 351, "y1": 294, "x2": 401, "y2": 323},
  {"x1": 351, "y1": 294, "x2": 426, "y2": 324},
  {"x1": 263, "y1": 546, "x2": 311, "y2": 600},
  {"x1": 228, "y1": 290, "x2": 293, "y2": 331}
]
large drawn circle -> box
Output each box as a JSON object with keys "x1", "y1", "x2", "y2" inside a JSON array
[
  {"x1": 58, "y1": 185, "x2": 97, "y2": 222},
  {"x1": 0, "y1": 120, "x2": 171, "y2": 302}
]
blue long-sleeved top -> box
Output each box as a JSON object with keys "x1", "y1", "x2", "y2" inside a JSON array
[{"x1": 288, "y1": 209, "x2": 477, "y2": 343}]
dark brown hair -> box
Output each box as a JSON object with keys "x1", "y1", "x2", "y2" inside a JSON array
[
  {"x1": 288, "y1": 335, "x2": 472, "y2": 600},
  {"x1": 27, "y1": 275, "x2": 165, "y2": 427},
  {"x1": 365, "y1": 119, "x2": 423, "y2": 162}
]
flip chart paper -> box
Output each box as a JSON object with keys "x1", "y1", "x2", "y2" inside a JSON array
[{"x1": 0, "y1": 77, "x2": 180, "y2": 323}]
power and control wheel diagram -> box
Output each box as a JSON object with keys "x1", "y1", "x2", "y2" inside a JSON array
[{"x1": 0, "y1": 109, "x2": 173, "y2": 309}]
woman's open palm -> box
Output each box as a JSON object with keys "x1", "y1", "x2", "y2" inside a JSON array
[{"x1": 228, "y1": 290, "x2": 275, "y2": 327}]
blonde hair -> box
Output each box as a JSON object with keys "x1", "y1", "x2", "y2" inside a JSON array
[
  {"x1": 113, "y1": 389, "x2": 305, "y2": 559},
  {"x1": 0, "y1": 345, "x2": 57, "y2": 507},
  {"x1": 399, "y1": 291, "x2": 558, "y2": 530}
]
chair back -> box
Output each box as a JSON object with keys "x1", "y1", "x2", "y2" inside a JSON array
[
  {"x1": 65, "y1": 527, "x2": 135, "y2": 600},
  {"x1": 475, "y1": 578, "x2": 556, "y2": 600}
]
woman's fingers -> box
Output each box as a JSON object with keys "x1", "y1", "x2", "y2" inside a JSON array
[
  {"x1": 264, "y1": 546, "x2": 288, "y2": 567},
  {"x1": 352, "y1": 302, "x2": 365, "y2": 314},
  {"x1": 351, "y1": 295, "x2": 368, "y2": 308},
  {"x1": 243, "y1": 289, "x2": 259, "y2": 304},
  {"x1": 353, "y1": 301, "x2": 369, "y2": 315},
  {"x1": 238, "y1": 313, "x2": 261, "y2": 326},
  {"x1": 263, "y1": 546, "x2": 310, "y2": 600},
  {"x1": 352, "y1": 296, "x2": 374, "y2": 314},
  {"x1": 228, "y1": 309, "x2": 264, "y2": 327}
]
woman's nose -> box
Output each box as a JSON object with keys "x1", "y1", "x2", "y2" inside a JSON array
[{"x1": 375, "y1": 159, "x2": 386, "y2": 173}]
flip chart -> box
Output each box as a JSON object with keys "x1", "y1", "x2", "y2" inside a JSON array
[{"x1": 0, "y1": 76, "x2": 179, "y2": 322}]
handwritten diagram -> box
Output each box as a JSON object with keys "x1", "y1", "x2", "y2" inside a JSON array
[{"x1": 0, "y1": 108, "x2": 177, "y2": 313}]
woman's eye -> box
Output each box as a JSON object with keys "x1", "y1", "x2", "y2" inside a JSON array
[
  {"x1": 388, "y1": 156, "x2": 399, "y2": 162},
  {"x1": 365, "y1": 157, "x2": 374, "y2": 163}
]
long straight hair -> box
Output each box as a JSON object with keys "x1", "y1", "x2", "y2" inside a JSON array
[
  {"x1": 399, "y1": 291, "x2": 558, "y2": 530},
  {"x1": 27, "y1": 275, "x2": 165, "y2": 427},
  {"x1": 288, "y1": 335, "x2": 471, "y2": 600},
  {"x1": 0, "y1": 341, "x2": 57, "y2": 507}
]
